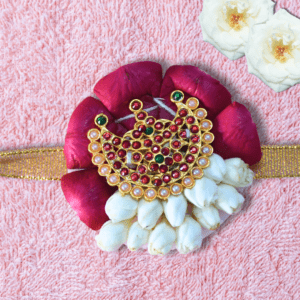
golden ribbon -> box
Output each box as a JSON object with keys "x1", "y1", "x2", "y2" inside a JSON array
[{"x1": 0, "y1": 145, "x2": 299, "y2": 181}]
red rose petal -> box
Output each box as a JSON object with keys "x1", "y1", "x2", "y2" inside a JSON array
[
  {"x1": 211, "y1": 102, "x2": 262, "y2": 166},
  {"x1": 64, "y1": 97, "x2": 127, "y2": 169},
  {"x1": 160, "y1": 65, "x2": 232, "y2": 119},
  {"x1": 61, "y1": 169, "x2": 117, "y2": 230}
]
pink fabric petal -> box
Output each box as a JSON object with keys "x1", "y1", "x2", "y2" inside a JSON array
[
  {"x1": 211, "y1": 102, "x2": 262, "y2": 166},
  {"x1": 64, "y1": 97, "x2": 127, "y2": 169},
  {"x1": 94, "y1": 61, "x2": 163, "y2": 126},
  {"x1": 160, "y1": 65, "x2": 232, "y2": 119},
  {"x1": 61, "y1": 168, "x2": 117, "y2": 231}
]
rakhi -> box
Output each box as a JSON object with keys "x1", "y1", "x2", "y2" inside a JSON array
[{"x1": 1, "y1": 61, "x2": 299, "y2": 255}]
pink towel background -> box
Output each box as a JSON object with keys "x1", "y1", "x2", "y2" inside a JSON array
[{"x1": 1, "y1": 0, "x2": 300, "y2": 299}]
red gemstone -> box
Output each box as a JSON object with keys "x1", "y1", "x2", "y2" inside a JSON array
[
  {"x1": 159, "y1": 165, "x2": 168, "y2": 173},
  {"x1": 120, "y1": 168, "x2": 129, "y2": 176},
  {"x1": 165, "y1": 157, "x2": 173, "y2": 166},
  {"x1": 138, "y1": 125, "x2": 146, "y2": 132},
  {"x1": 107, "y1": 152, "x2": 116, "y2": 160},
  {"x1": 163, "y1": 131, "x2": 172, "y2": 139},
  {"x1": 163, "y1": 175, "x2": 171, "y2": 183},
  {"x1": 171, "y1": 170, "x2": 180, "y2": 179},
  {"x1": 112, "y1": 137, "x2": 121, "y2": 145},
  {"x1": 186, "y1": 154, "x2": 195, "y2": 163},
  {"x1": 137, "y1": 112, "x2": 146, "y2": 120},
  {"x1": 172, "y1": 140, "x2": 181, "y2": 149},
  {"x1": 132, "y1": 130, "x2": 141, "y2": 139},
  {"x1": 179, "y1": 130, "x2": 187, "y2": 138},
  {"x1": 113, "y1": 161, "x2": 122, "y2": 169},
  {"x1": 173, "y1": 153, "x2": 182, "y2": 162},
  {"x1": 144, "y1": 139, "x2": 152, "y2": 147},
  {"x1": 133, "y1": 153, "x2": 142, "y2": 162},
  {"x1": 180, "y1": 163, "x2": 188, "y2": 172},
  {"x1": 141, "y1": 175, "x2": 150, "y2": 184},
  {"x1": 132, "y1": 141, "x2": 141, "y2": 149},
  {"x1": 190, "y1": 146, "x2": 198, "y2": 154},
  {"x1": 122, "y1": 140, "x2": 131, "y2": 148},
  {"x1": 190, "y1": 125, "x2": 199, "y2": 133},
  {"x1": 131, "y1": 173, "x2": 140, "y2": 181},
  {"x1": 179, "y1": 109, "x2": 188, "y2": 117},
  {"x1": 175, "y1": 118, "x2": 183, "y2": 126},
  {"x1": 191, "y1": 135, "x2": 200, "y2": 143},
  {"x1": 103, "y1": 132, "x2": 112, "y2": 140},
  {"x1": 103, "y1": 143, "x2": 112, "y2": 151},
  {"x1": 138, "y1": 165, "x2": 147, "y2": 174},
  {"x1": 155, "y1": 122, "x2": 163, "y2": 130},
  {"x1": 153, "y1": 178, "x2": 162, "y2": 186},
  {"x1": 145, "y1": 152, "x2": 153, "y2": 161},
  {"x1": 170, "y1": 125, "x2": 178, "y2": 132},
  {"x1": 152, "y1": 145, "x2": 160, "y2": 153},
  {"x1": 131, "y1": 101, "x2": 141, "y2": 110},
  {"x1": 161, "y1": 147, "x2": 170, "y2": 156},
  {"x1": 118, "y1": 149, "x2": 126, "y2": 158},
  {"x1": 187, "y1": 116, "x2": 195, "y2": 124},
  {"x1": 146, "y1": 117, "x2": 155, "y2": 125},
  {"x1": 154, "y1": 135, "x2": 163, "y2": 143},
  {"x1": 150, "y1": 163, "x2": 159, "y2": 172}
]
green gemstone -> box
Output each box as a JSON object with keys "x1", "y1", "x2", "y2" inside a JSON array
[
  {"x1": 155, "y1": 154, "x2": 164, "y2": 164},
  {"x1": 172, "y1": 91, "x2": 183, "y2": 101},
  {"x1": 96, "y1": 116, "x2": 107, "y2": 125},
  {"x1": 145, "y1": 127, "x2": 154, "y2": 135}
]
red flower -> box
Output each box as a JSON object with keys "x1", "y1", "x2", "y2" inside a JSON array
[{"x1": 61, "y1": 61, "x2": 262, "y2": 230}]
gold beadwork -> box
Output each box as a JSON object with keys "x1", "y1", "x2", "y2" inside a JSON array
[{"x1": 88, "y1": 90, "x2": 215, "y2": 200}]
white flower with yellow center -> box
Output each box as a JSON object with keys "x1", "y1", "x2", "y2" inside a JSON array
[
  {"x1": 245, "y1": 9, "x2": 300, "y2": 92},
  {"x1": 95, "y1": 156, "x2": 255, "y2": 255},
  {"x1": 199, "y1": 0, "x2": 275, "y2": 60}
]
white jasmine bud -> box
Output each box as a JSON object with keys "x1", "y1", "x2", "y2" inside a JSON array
[
  {"x1": 215, "y1": 184, "x2": 245, "y2": 214},
  {"x1": 203, "y1": 153, "x2": 227, "y2": 183},
  {"x1": 193, "y1": 205, "x2": 221, "y2": 230},
  {"x1": 184, "y1": 177, "x2": 218, "y2": 208},
  {"x1": 95, "y1": 219, "x2": 131, "y2": 252},
  {"x1": 127, "y1": 221, "x2": 150, "y2": 251},
  {"x1": 176, "y1": 215, "x2": 202, "y2": 254},
  {"x1": 148, "y1": 219, "x2": 176, "y2": 255},
  {"x1": 222, "y1": 158, "x2": 255, "y2": 187},
  {"x1": 138, "y1": 199, "x2": 163, "y2": 229},
  {"x1": 105, "y1": 191, "x2": 138, "y2": 223},
  {"x1": 162, "y1": 194, "x2": 187, "y2": 227}
]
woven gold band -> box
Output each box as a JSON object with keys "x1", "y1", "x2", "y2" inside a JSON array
[{"x1": 0, "y1": 145, "x2": 299, "y2": 181}]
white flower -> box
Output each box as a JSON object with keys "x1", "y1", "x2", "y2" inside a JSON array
[
  {"x1": 203, "y1": 153, "x2": 227, "y2": 183},
  {"x1": 176, "y1": 216, "x2": 202, "y2": 254},
  {"x1": 127, "y1": 221, "x2": 150, "y2": 251},
  {"x1": 137, "y1": 199, "x2": 163, "y2": 229},
  {"x1": 95, "y1": 219, "x2": 131, "y2": 252},
  {"x1": 105, "y1": 191, "x2": 138, "y2": 223},
  {"x1": 199, "y1": 0, "x2": 275, "y2": 60},
  {"x1": 193, "y1": 205, "x2": 221, "y2": 230},
  {"x1": 162, "y1": 194, "x2": 187, "y2": 227},
  {"x1": 245, "y1": 9, "x2": 300, "y2": 92},
  {"x1": 184, "y1": 177, "x2": 218, "y2": 208},
  {"x1": 222, "y1": 158, "x2": 254, "y2": 187},
  {"x1": 215, "y1": 184, "x2": 245, "y2": 214},
  {"x1": 148, "y1": 219, "x2": 176, "y2": 255}
]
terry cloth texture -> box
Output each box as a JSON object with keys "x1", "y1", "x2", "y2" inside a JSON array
[{"x1": 0, "y1": 0, "x2": 300, "y2": 299}]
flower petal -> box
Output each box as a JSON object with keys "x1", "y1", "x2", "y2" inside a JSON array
[
  {"x1": 211, "y1": 102, "x2": 262, "y2": 165},
  {"x1": 61, "y1": 168, "x2": 117, "y2": 230},
  {"x1": 64, "y1": 97, "x2": 127, "y2": 169},
  {"x1": 94, "y1": 61, "x2": 166, "y2": 129},
  {"x1": 159, "y1": 65, "x2": 232, "y2": 119}
]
